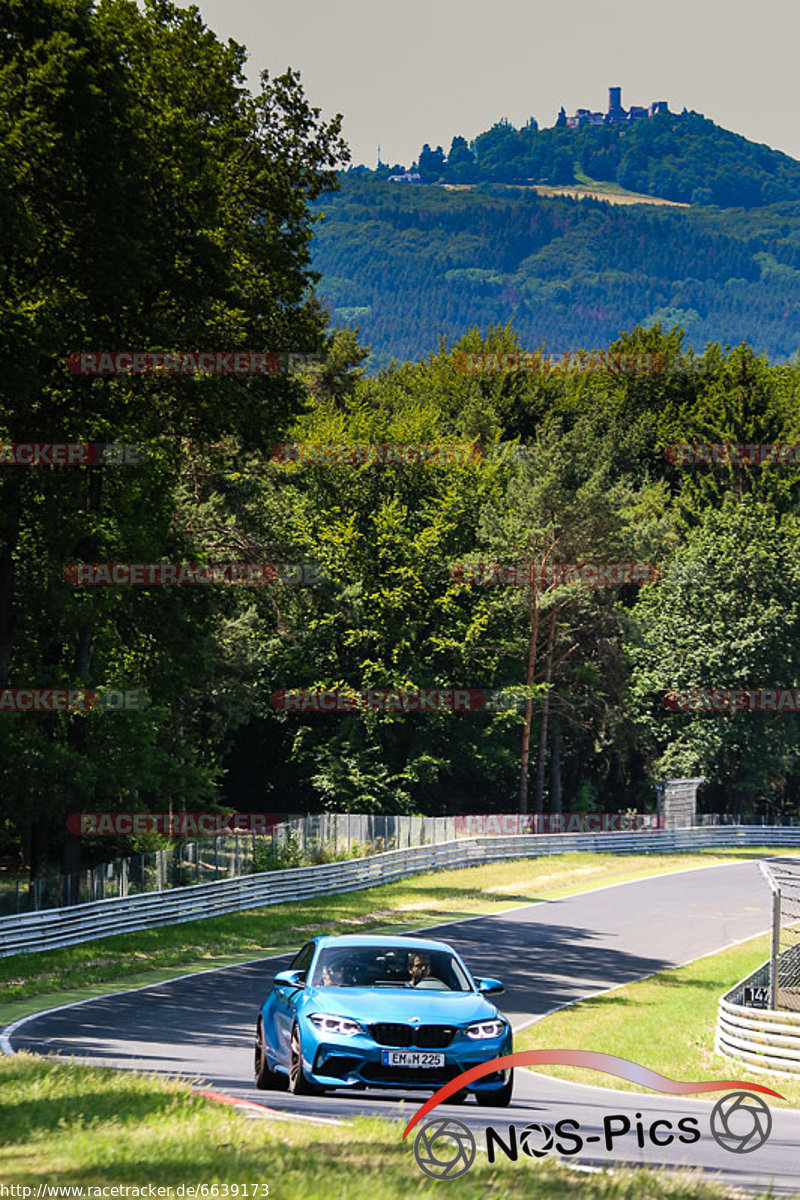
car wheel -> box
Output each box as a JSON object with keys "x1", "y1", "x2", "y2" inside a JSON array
[
  {"x1": 474, "y1": 1068, "x2": 513, "y2": 1107},
  {"x1": 447, "y1": 1088, "x2": 469, "y2": 1104},
  {"x1": 254, "y1": 1019, "x2": 287, "y2": 1091},
  {"x1": 289, "y1": 1023, "x2": 325, "y2": 1096}
]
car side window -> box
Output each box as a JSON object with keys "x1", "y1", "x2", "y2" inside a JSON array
[{"x1": 290, "y1": 942, "x2": 315, "y2": 978}]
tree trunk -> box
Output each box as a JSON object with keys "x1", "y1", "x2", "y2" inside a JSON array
[
  {"x1": 550, "y1": 715, "x2": 562, "y2": 815},
  {"x1": 534, "y1": 605, "x2": 557, "y2": 816},
  {"x1": 72, "y1": 469, "x2": 102, "y2": 676},
  {"x1": 518, "y1": 588, "x2": 539, "y2": 815},
  {"x1": 0, "y1": 479, "x2": 21, "y2": 688},
  {"x1": 63, "y1": 468, "x2": 103, "y2": 877}
]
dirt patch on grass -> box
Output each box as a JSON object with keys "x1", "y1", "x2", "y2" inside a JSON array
[
  {"x1": 532, "y1": 184, "x2": 689, "y2": 206},
  {"x1": 293, "y1": 909, "x2": 399, "y2": 933},
  {"x1": 485, "y1": 867, "x2": 599, "y2": 895}
]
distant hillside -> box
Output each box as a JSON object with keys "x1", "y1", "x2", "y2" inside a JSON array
[
  {"x1": 364, "y1": 110, "x2": 800, "y2": 210},
  {"x1": 310, "y1": 177, "x2": 800, "y2": 370}
]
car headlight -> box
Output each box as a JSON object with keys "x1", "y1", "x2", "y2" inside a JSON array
[
  {"x1": 465, "y1": 1019, "x2": 507, "y2": 1039},
  {"x1": 309, "y1": 1013, "x2": 364, "y2": 1037}
]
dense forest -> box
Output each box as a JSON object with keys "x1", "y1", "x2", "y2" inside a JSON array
[
  {"x1": 372, "y1": 108, "x2": 800, "y2": 208},
  {"x1": 3, "y1": 1, "x2": 800, "y2": 880},
  {"x1": 311, "y1": 178, "x2": 800, "y2": 370}
]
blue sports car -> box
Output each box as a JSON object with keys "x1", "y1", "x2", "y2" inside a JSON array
[{"x1": 254, "y1": 934, "x2": 513, "y2": 1105}]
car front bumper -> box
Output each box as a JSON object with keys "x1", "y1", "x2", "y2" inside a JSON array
[{"x1": 302, "y1": 1025, "x2": 513, "y2": 1090}]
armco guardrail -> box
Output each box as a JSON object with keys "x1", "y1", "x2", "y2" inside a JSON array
[
  {"x1": 2, "y1": 825, "x2": 800, "y2": 958},
  {"x1": 716, "y1": 863, "x2": 800, "y2": 1078},
  {"x1": 8, "y1": 811, "x2": 673, "y2": 917},
  {"x1": 717, "y1": 970, "x2": 800, "y2": 1078}
]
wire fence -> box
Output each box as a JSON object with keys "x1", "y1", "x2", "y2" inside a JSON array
[
  {"x1": 717, "y1": 860, "x2": 800, "y2": 1074},
  {"x1": 5, "y1": 827, "x2": 800, "y2": 960},
  {"x1": 3, "y1": 838, "x2": 255, "y2": 916},
  {"x1": 0, "y1": 808, "x2": 746, "y2": 917},
  {"x1": 0, "y1": 814, "x2": 466, "y2": 915},
  {"x1": 718, "y1": 861, "x2": 800, "y2": 1015},
  {"x1": 771, "y1": 861, "x2": 800, "y2": 1011}
]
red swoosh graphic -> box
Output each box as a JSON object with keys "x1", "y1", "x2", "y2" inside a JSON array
[{"x1": 402, "y1": 1050, "x2": 786, "y2": 1139}]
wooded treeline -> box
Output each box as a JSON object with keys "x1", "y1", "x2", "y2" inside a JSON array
[
  {"x1": 312, "y1": 177, "x2": 800, "y2": 370},
  {"x1": 383, "y1": 109, "x2": 800, "y2": 207},
  {"x1": 2, "y1": 1, "x2": 800, "y2": 876}
]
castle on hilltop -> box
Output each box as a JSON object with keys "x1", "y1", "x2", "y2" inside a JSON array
[{"x1": 556, "y1": 87, "x2": 669, "y2": 129}]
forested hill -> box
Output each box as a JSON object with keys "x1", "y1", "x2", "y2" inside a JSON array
[
  {"x1": 374, "y1": 109, "x2": 800, "y2": 209},
  {"x1": 310, "y1": 178, "x2": 800, "y2": 370}
]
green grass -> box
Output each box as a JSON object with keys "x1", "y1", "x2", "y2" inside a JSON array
[
  {"x1": 570, "y1": 167, "x2": 659, "y2": 198},
  {"x1": 4, "y1": 851, "x2": 799, "y2": 1195},
  {"x1": 516, "y1": 932, "x2": 800, "y2": 1106},
  {"x1": 0, "y1": 1053, "x2": 778, "y2": 1197},
  {"x1": 2, "y1": 847, "x2": 796, "y2": 1028}
]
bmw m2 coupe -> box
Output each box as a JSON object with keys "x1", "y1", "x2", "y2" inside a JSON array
[{"x1": 254, "y1": 934, "x2": 513, "y2": 1105}]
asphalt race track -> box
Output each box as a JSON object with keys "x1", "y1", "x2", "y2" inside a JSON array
[{"x1": 7, "y1": 860, "x2": 800, "y2": 1193}]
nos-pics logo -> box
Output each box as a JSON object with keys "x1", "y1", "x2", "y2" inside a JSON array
[
  {"x1": 404, "y1": 1052, "x2": 781, "y2": 1181},
  {"x1": 412, "y1": 1094, "x2": 773, "y2": 1180}
]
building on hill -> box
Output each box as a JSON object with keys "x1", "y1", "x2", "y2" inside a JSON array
[
  {"x1": 608, "y1": 86, "x2": 623, "y2": 117},
  {"x1": 557, "y1": 87, "x2": 669, "y2": 129}
]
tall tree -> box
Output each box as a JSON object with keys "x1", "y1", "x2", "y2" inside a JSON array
[
  {"x1": 627, "y1": 498, "x2": 800, "y2": 817},
  {"x1": 0, "y1": 0, "x2": 348, "y2": 871}
]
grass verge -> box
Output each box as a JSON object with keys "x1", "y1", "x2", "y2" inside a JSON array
[
  {"x1": 515, "y1": 932, "x2": 800, "y2": 1107},
  {"x1": 0, "y1": 1053, "x2": 773, "y2": 1197},
  {"x1": 1, "y1": 847, "x2": 796, "y2": 1029}
]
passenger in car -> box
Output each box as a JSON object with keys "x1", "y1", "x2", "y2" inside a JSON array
[{"x1": 321, "y1": 962, "x2": 345, "y2": 986}]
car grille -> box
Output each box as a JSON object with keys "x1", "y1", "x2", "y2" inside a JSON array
[{"x1": 368, "y1": 1022, "x2": 457, "y2": 1049}]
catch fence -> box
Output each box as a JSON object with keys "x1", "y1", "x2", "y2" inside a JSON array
[
  {"x1": 1, "y1": 810, "x2": 670, "y2": 916},
  {"x1": 766, "y1": 859, "x2": 800, "y2": 1011},
  {"x1": 716, "y1": 859, "x2": 800, "y2": 1077},
  {"x1": 3, "y1": 825, "x2": 800, "y2": 959}
]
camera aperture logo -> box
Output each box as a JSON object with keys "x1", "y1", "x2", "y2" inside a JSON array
[
  {"x1": 414, "y1": 1118, "x2": 476, "y2": 1180},
  {"x1": 407, "y1": 1051, "x2": 783, "y2": 1180},
  {"x1": 710, "y1": 1092, "x2": 772, "y2": 1153}
]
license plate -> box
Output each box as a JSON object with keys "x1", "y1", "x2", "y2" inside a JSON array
[{"x1": 381, "y1": 1050, "x2": 445, "y2": 1068}]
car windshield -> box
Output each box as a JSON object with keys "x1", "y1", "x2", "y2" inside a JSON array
[{"x1": 310, "y1": 945, "x2": 472, "y2": 991}]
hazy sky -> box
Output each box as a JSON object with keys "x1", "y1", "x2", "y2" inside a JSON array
[{"x1": 179, "y1": 0, "x2": 800, "y2": 168}]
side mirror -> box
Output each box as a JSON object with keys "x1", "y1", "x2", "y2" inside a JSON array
[
  {"x1": 477, "y1": 977, "x2": 504, "y2": 996},
  {"x1": 274, "y1": 969, "x2": 305, "y2": 989}
]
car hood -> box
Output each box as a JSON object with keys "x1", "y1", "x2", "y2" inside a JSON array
[{"x1": 302, "y1": 986, "x2": 502, "y2": 1025}]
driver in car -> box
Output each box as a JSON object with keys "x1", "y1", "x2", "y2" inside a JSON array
[{"x1": 408, "y1": 951, "x2": 435, "y2": 987}]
